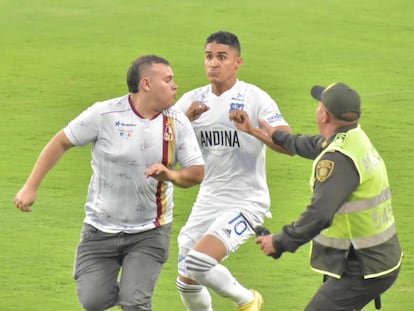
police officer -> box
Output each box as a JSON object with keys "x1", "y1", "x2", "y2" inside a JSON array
[{"x1": 232, "y1": 82, "x2": 402, "y2": 311}]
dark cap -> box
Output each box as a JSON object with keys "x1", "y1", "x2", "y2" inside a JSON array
[{"x1": 311, "y1": 82, "x2": 361, "y2": 121}]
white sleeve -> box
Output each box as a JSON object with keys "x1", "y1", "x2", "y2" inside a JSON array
[
  {"x1": 64, "y1": 103, "x2": 101, "y2": 146},
  {"x1": 255, "y1": 89, "x2": 289, "y2": 127},
  {"x1": 175, "y1": 113, "x2": 204, "y2": 168}
]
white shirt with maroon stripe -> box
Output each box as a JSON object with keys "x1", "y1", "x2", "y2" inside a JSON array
[{"x1": 64, "y1": 94, "x2": 204, "y2": 233}]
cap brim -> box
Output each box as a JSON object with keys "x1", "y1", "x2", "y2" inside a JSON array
[{"x1": 311, "y1": 85, "x2": 325, "y2": 101}]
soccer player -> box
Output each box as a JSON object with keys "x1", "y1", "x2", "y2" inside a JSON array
[
  {"x1": 173, "y1": 31, "x2": 292, "y2": 311},
  {"x1": 14, "y1": 55, "x2": 205, "y2": 311}
]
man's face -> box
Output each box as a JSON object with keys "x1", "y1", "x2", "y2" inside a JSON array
[
  {"x1": 204, "y1": 41, "x2": 242, "y2": 84},
  {"x1": 316, "y1": 102, "x2": 328, "y2": 132},
  {"x1": 146, "y1": 63, "x2": 178, "y2": 109}
]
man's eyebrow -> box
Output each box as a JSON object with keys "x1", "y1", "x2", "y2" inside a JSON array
[{"x1": 205, "y1": 51, "x2": 228, "y2": 55}]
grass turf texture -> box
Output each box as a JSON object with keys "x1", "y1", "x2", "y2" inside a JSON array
[{"x1": 1, "y1": 0, "x2": 413, "y2": 310}]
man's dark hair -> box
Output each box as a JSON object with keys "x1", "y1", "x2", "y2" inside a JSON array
[
  {"x1": 205, "y1": 31, "x2": 241, "y2": 55},
  {"x1": 127, "y1": 54, "x2": 170, "y2": 93}
]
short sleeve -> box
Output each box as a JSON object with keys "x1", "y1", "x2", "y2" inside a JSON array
[{"x1": 64, "y1": 103, "x2": 101, "y2": 146}]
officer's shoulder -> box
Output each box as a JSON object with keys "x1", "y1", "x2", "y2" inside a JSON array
[
  {"x1": 316, "y1": 151, "x2": 349, "y2": 182},
  {"x1": 320, "y1": 149, "x2": 350, "y2": 164}
]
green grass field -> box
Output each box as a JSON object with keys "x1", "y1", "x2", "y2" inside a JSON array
[{"x1": 1, "y1": 0, "x2": 413, "y2": 310}]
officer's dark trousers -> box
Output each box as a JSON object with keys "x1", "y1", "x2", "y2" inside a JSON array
[{"x1": 305, "y1": 257, "x2": 400, "y2": 311}]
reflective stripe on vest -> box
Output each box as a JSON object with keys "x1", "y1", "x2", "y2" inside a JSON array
[
  {"x1": 337, "y1": 188, "x2": 391, "y2": 214},
  {"x1": 313, "y1": 223, "x2": 397, "y2": 250},
  {"x1": 317, "y1": 186, "x2": 395, "y2": 248}
]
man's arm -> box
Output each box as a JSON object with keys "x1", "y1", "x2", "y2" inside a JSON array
[
  {"x1": 14, "y1": 130, "x2": 75, "y2": 212},
  {"x1": 256, "y1": 152, "x2": 360, "y2": 258},
  {"x1": 257, "y1": 117, "x2": 326, "y2": 160},
  {"x1": 144, "y1": 164, "x2": 204, "y2": 188},
  {"x1": 229, "y1": 110, "x2": 293, "y2": 155}
]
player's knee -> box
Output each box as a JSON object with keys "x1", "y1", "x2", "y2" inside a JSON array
[
  {"x1": 77, "y1": 283, "x2": 118, "y2": 311},
  {"x1": 184, "y1": 249, "x2": 218, "y2": 283},
  {"x1": 78, "y1": 292, "x2": 107, "y2": 311},
  {"x1": 177, "y1": 277, "x2": 201, "y2": 293}
]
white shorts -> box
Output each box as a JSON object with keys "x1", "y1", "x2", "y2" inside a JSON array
[{"x1": 177, "y1": 210, "x2": 263, "y2": 278}]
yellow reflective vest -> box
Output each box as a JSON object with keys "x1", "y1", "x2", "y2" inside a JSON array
[{"x1": 310, "y1": 125, "x2": 402, "y2": 279}]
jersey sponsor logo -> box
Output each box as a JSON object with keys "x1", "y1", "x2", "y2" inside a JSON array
[
  {"x1": 198, "y1": 93, "x2": 208, "y2": 103},
  {"x1": 115, "y1": 120, "x2": 137, "y2": 139},
  {"x1": 229, "y1": 92, "x2": 245, "y2": 112},
  {"x1": 119, "y1": 131, "x2": 132, "y2": 139},
  {"x1": 316, "y1": 160, "x2": 335, "y2": 182},
  {"x1": 229, "y1": 103, "x2": 245, "y2": 112},
  {"x1": 199, "y1": 130, "x2": 240, "y2": 148},
  {"x1": 268, "y1": 113, "x2": 284, "y2": 123},
  {"x1": 114, "y1": 120, "x2": 137, "y2": 127},
  {"x1": 231, "y1": 92, "x2": 244, "y2": 101}
]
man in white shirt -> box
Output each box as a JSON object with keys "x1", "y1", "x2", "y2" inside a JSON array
[
  {"x1": 14, "y1": 54, "x2": 204, "y2": 311},
  {"x1": 173, "y1": 31, "x2": 291, "y2": 311}
]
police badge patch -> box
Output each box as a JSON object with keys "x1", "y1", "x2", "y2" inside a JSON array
[{"x1": 316, "y1": 160, "x2": 335, "y2": 182}]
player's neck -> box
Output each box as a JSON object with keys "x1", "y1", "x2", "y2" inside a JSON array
[
  {"x1": 129, "y1": 95, "x2": 160, "y2": 120},
  {"x1": 211, "y1": 78, "x2": 237, "y2": 96}
]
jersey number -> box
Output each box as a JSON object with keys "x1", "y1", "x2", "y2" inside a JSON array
[{"x1": 229, "y1": 214, "x2": 248, "y2": 236}]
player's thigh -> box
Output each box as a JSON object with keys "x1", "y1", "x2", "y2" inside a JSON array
[
  {"x1": 74, "y1": 223, "x2": 121, "y2": 276},
  {"x1": 74, "y1": 223, "x2": 121, "y2": 308},
  {"x1": 178, "y1": 209, "x2": 217, "y2": 261},
  {"x1": 120, "y1": 252, "x2": 164, "y2": 309},
  {"x1": 120, "y1": 224, "x2": 171, "y2": 308},
  {"x1": 177, "y1": 211, "x2": 254, "y2": 278},
  {"x1": 205, "y1": 211, "x2": 254, "y2": 256},
  {"x1": 178, "y1": 210, "x2": 254, "y2": 258}
]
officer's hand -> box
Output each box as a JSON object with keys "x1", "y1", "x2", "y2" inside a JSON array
[{"x1": 256, "y1": 234, "x2": 276, "y2": 256}]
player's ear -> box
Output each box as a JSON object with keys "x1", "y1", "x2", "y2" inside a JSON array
[
  {"x1": 318, "y1": 103, "x2": 330, "y2": 124},
  {"x1": 140, "y1": 78, "x2": 151, "y2": 91},
  {"x1": 235, "y1": 57, "x2": 243, "y2": 70}
]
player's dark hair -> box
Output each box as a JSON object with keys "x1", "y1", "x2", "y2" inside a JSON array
[
  {"x1": 205, "y1": 31, "x2": 241, "y2": 55},
  {"x1": 127, "y1": 54, "x2": 170, "y2": 93}
]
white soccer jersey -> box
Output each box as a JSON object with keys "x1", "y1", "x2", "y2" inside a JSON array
[
  {"x1": 64, "y1": 94, "x2": 204, "y2": 233},
  {"x1": 174, "y1": 80, "x2": 288, "y2": 219}
]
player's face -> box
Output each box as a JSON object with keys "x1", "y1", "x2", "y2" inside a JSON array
[
  {"x1": 147, "y1": 63, "x2": 178, "y2": 110},
  {"x1": 204, "y1": 42, "x2": 242, "y2": 85}
]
